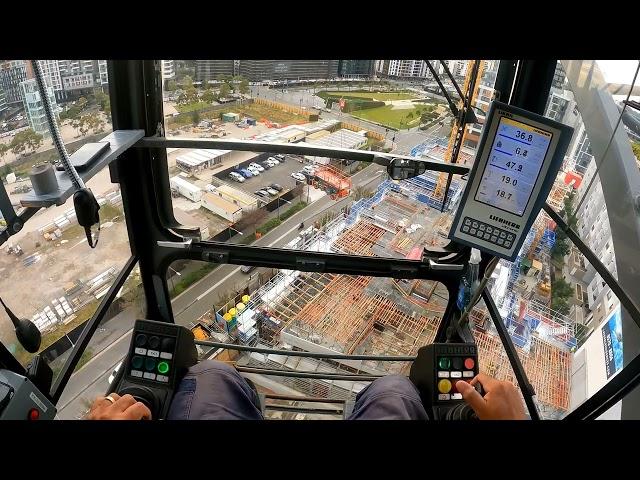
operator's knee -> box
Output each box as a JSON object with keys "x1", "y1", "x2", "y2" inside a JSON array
[
  {"x1": 186, "y1": 359, "x2": 239, "y2": 377},
  {"x1": 361, "y1": 375, "x2": 421, "y2": 399}
]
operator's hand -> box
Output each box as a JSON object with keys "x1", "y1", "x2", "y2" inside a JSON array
[
  {"x1": 84, "y1": 393, "x2": 152, "y2": 420},
  {"x1": 456, "y1": 373, "x2": 526, "y2": 420}
]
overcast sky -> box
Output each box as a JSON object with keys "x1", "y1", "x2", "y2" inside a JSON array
[{"x1": 596, "y1": 60, "x2": 639, "y2": 85}]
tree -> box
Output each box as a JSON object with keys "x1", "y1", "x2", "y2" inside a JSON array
[
  {"x1": 239, "y1": 79, "x2": 250, "y2": 95},
  {"x1": 77, "y1": 96, "x2": 88, "y2": 110},
  {"x1": 166, "y1": 79, "x2": 178, "y2": 91},
  {"x1": 632, "y1": 141, "x2": 640, "y2": 161},
  {"x1": 182, "y1": 75, "x2": 194, "y2": 89},
  {"x1": 218, "y1": 83, "x2": 231, "y2": 99},
  {"x1": 10, "y1": 129, "x2": 42, "y2": 157},
  {"x1": 192, "y1": 110, "x2": 200, "y2": 125},
  {"x1": 0, "y1": 143, "x2": 9, "y2": 162},
  {"x1": 551, "y1": 277, "x2": 573, "y2": 315},
  {"x1": 94, "y1": 91, "x2": 111, "y2": 116},
  {"x1": 201, "y1": 88, "x2": 216, "y2": 104}
]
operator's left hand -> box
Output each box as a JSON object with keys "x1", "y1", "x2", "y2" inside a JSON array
[{"x1": 84, "y1": 393, "x2": 152, "y2": 420}]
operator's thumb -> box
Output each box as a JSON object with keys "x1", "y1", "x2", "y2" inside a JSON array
[{"x1": 456, "y1": 380, "x2": 486, "y2": 414}]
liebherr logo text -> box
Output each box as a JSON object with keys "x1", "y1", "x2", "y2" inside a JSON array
[{"x1": 490, "y1": 215, "x2": 520, "y2": 229}]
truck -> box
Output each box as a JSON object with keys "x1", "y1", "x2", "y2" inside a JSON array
[{"x1": 169, "y1": 176, "x2": 203, "y2": 202}]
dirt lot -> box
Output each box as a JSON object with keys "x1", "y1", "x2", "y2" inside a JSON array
[{"x1": 0, "y1": 217, "x2": 131, "y2": 344}]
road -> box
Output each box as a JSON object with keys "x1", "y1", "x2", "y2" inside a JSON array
[{"x1": 55, "y1": 163, "x2": 385, "y2": 419}]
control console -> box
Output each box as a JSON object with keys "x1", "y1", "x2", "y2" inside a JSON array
[
  {"x1": 410, "y1": 343, "x2": 482, "y2": 420},
  {"x1": 110, "y1": 319, "x2": 197, "y2": 419}
]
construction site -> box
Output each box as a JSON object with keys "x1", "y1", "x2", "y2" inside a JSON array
[{"x1": 186, "y1": 61, "x2": 582, "y2": 419}]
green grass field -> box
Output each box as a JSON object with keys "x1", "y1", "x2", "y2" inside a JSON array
[
  {"x1": 351, "y1": 104, "x2": 432, "y2": 130},
  {"x1": 176, "y1": 101, "x2": 214, "y2": 113},
  {"x1": 320, "y1": 90, "x2": 416, "y2": 101}
]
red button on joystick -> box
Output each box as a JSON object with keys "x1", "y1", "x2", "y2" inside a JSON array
[{"x1": 464, "y1": 358, "x2": 475, "y2": 370}]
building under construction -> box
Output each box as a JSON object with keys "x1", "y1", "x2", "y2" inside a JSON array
[{"x1": 216, "y1": 169, "x2": 575, "y2": 418}]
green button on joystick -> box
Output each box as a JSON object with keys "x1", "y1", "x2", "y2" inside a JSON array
[
  {"x1": 157, "y1": 361, "x2": 169, "y2": 374},
  {"x1": 438, "y1": 357, "x2": 451, "y2": 370}
]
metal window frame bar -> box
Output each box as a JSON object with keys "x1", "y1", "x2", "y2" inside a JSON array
[
  {"x1": 263, "y1": 404, "x2": 344, "y2": 416},
  {"x1": 50, "y1": 255, "x2": 138, "y2": 403},
  {"x1": 194, "y1": 339, "x2": 416, "y2": 361},
  {"x1": 481, "y1": 287, "x2": 541, "y2": 420},
  {"x1": 235, "y1": 365, "x2": 384, "y2": 382},
  {"x1": 135, "y1": 137, "x2": 471, "y2": 176}
]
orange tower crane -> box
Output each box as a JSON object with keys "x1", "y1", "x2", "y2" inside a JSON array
[{"x1": 434, "y1": 60, "x2": 486, "y2": 201}]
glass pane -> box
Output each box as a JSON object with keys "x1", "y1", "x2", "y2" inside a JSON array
[{"x1": 0, "y1": 59, "x2": 135, "y2": 419}]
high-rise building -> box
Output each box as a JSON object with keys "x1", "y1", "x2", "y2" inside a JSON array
[
  {"x1": 0, "y1": 87, "x2": 7, "y2": 117},
  {"x1": 97, "y1": 60, "x2": 109, "y2": 88},
  {"x1": 338, "y1": 60, "x2": 374, "y2": 78},
  {"x1": 20, "y1": 78, "x2": 58, "y2": 137},
  {"x1": 238, "y1": 60, "x2": 339, "y2": 82},
  {"x1": 195, "y1": 60, "x2": 235, "y2": 82},
  {"x1": 447, "y1": 60, "x2": 469, "y2": 78},
  {"x1": 575, "y1": 158, "x2": 619, "y2": 328},
  {"x1": 37, "y1": 60, "x2": 64, "y2": 102},
  {"x1": 376, "y1": 60, "x2": 427, "y2": 79},
  {"x1": 0, "y1": 60, "x2": 27, "y2": 107},
  {"x1": 161, "y1": 60, "x2": 175, "y2": 81}
]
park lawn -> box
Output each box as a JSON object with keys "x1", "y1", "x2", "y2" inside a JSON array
[
  {"x1": 321, "y1": 90, "x2": 416, "y2": 101},
  {"x1": 176, "y1": 101, "x2": 214, "y2": 113},
  {"x1": 351, "y1": 104, "x2": 430, "y2": 130}
]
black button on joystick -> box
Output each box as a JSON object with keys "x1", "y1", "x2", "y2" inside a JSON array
[
  {"x1": 135, "y1": 334, "x2": 147, "y2": 347},
  {"x1": 148, "y1": 336, "x2": 160, "y2": 349}
]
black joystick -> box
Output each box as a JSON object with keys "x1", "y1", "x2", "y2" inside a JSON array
[
  {"x1": 410, "y1": 342, "x2": 483, "y2": 420},
  {"x1": 109, "y1": 319, "x2": 198, "y2": 420},
  {"x1": 0, "y1": 297, "x2": 41, "y2": 353}
]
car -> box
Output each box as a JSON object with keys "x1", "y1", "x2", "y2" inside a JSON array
[
  {"x1": 240, "y1": 265, "x2": 256, "y2": 274},
  {"x1": 247, "y1": 166, "x2": 261, "y2": 176},
  {"x1": 254, "y1": 190, "x2": 269, "y2": 198},
  {"x1": 303, "y1": 165, "x2": 317, "y2": 174},
  {"x1": 269, "y1": 183, "x2": 283, "y2": 192},
  {"x1": 239, "y1": 169, "x2": 254, "y2": 178},
  {"x1": 108, "y1": 361, "x2": 123, "y2": 385},
  {"x1": 249, "y1": 162, "x2": 265, "y2": 172},
  {"x1": 267, "y1": 156, "x2": 280, "y2": 165},
  {"x1": 274, "y1": 154, "x2": 286, "y2": 162},
  {"x1": 260, "y1": 161, "x2": 272, "y2": 170},
  {"x1": 291, "y1": 172, "x2": 306, "y2": 182},
  {"x1": 266, "y1": 188, "x2": 279, "y2": 196},
  {"x1": 229, "y1": 171, "x2": 245, "y2": 183},
  {"x1": 205, "y1": 184, "x2": 216, "y2": 193}
]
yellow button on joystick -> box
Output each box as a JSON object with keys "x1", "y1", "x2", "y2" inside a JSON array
[{"x1": 438, "y1": 379, "x2": 452, "y2": 394}]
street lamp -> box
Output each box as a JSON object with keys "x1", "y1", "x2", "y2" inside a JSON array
[{"x1": 168, "y1": 266, "x2": 181, "y2": 292}]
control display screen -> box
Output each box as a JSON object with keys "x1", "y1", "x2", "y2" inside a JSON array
[{"x1": 474, "y1": 117, "x2": 553, "y2": 216}]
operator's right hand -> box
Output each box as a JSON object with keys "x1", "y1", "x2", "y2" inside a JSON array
[
  {"x1": 84, "y1": 393, "x2": 152, "y2": 420},
  {"x1": 456, "y1": 373, "x2": 526, "y2": 420}
]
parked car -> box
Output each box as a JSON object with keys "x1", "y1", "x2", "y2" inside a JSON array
[
  {"x1": 266, "y1": 188, "x2": 279, "y2": 196},
  {"x1": 239, "y1": 169, "x2": 254, "y2": 178},
  {"x1": 275, "y1": 154, "x2": 286, "y2": 162},
  {"x1": 267, "y1": 156, "x2": 280, "y2": 165},
  {"x1": 249, "y1": 162, "x2": 265, "y2": 172},
  {"x1": 260, "y1": 161, "x2": 272, "y2": 170},
  {"x1": 240, "y1": 265, "x2": 256, "y2": 274},
  {"x1": 269, "y1": 183, "x2": 283, "y2": 192},
  {"x1": 303, "y1": 165, "x2": 317, "y2": 174},
  {"x1": 254, "y1": 190, "x2": 269, "y2": 198},
  {"x1": 205, "y1": 184, "x2": 216, "y2": 193},
  {"x1": 247, "y1": 166, "x2": 261, "y2": 176},
  {"x1": 291, "y1": 172, "x2": 306, "y2": 182},
  {"x1": 229, "y1": 171, "x2": 245, "y2": 183}
]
